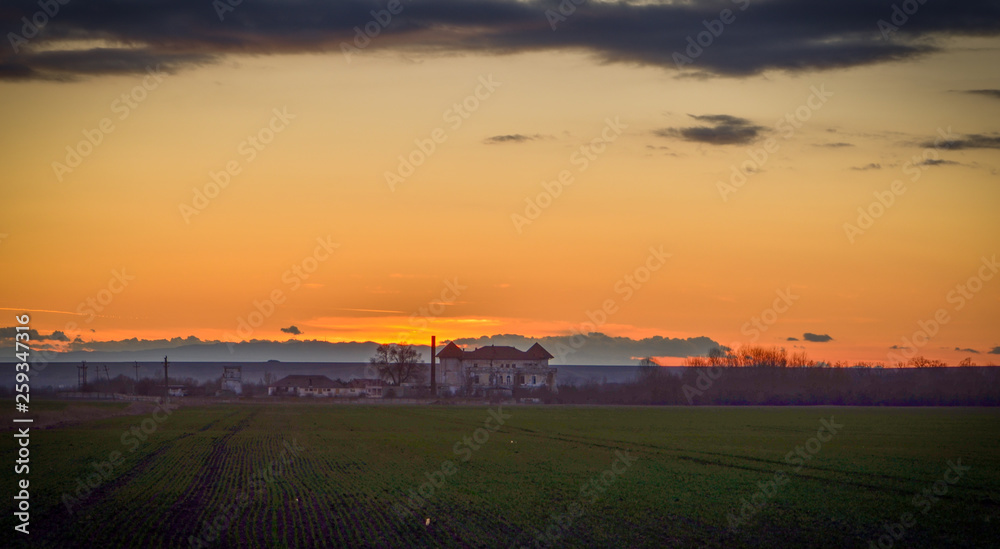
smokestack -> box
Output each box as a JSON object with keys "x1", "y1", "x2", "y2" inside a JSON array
[{"x1": 430, "y1": 336, "x2": 436, "y2": 396}]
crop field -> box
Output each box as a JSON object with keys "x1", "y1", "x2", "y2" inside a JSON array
[{"x1": 3, "y1": 403, "x2": 999, "y2": 548}]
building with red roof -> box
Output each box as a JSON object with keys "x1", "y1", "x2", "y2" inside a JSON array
[{"x1": 435, "y1": 341, "x2": 557, "y2": 395}]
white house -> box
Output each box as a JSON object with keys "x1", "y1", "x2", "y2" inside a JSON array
[{"x1": 435, "y1": 342, "x2": 557, "y2": 395}]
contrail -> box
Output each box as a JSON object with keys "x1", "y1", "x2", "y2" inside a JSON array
[
  {"x1": 0, "y1": 307, "x2": 84, "y2": 316},
  {"x1": 0, "y1": 307, "x2": 145, "y2": 320},
  {"x1": 332, "y1": 307, "x2": 407, "y2": 314}
]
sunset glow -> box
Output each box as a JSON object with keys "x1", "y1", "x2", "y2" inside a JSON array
[{"x1": 2, "y1": 2, "x2": 999, "y2": 366}]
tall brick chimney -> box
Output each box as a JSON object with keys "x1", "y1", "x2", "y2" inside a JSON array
[{"x1": 430, "y1": 335, "x2": 436, "y2": 396}]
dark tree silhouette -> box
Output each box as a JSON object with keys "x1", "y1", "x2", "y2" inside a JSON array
[{"x1": 370, "y1": 344, "x2": 426, "y2": 386}]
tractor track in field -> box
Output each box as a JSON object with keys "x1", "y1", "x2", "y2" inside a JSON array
[
  {"x1": 29, "y1": 412, "x2": 245, "y2": 547},
  {"x1": 160, "y1": 407, "x2": 262, "y2": 544},
  {"x1": 408, "y1": 411, "x2": 987, "y2": 504}
]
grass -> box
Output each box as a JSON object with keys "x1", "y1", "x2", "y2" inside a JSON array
[{"x1": 3, "y1": 404, "x2": 998, "y2": 548}]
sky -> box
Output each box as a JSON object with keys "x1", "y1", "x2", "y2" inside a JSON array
[{"x1": 1, "y1": 0, "x2": 999, "y2": 365}]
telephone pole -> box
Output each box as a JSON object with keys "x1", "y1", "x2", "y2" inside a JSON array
[
  {"x1": 163, "y1": 355, "x2": 169, "y2": 400},
  {"x1": 78, "y1": 361, "x2": 88, "y2": 391}
]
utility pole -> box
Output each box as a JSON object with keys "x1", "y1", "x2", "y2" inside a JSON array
[
  {"x1": 134, "y1": 361, "x2": 140, "y2": 395},
  {"x1": 78, "y1": 361, "x2": 88, "y2": 391},
  {"x1": 163, "y1": 355, "x2": 169, "y2": 400}
]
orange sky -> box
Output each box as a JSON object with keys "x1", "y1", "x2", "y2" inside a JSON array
[{"x1": 2, "y1": 36, "x2": 999, "y2": 365}]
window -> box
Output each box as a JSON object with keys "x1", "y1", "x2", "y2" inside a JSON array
[
  {"x1": 532, "y1": 375, "x2": 537, "y2": 384},
  {"x1": 506, "y1": 375, "x2": 511, "y2": 384}
]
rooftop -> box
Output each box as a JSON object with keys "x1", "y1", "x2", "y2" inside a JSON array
[{"x1": 436, "y1": 342, "x2": 553, "y2": 361}]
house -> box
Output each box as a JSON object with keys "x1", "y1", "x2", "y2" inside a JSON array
[
  {"x1": 166, "y1": 385, "x2": 188, "y2": 397},
  {"x1": 352, "y1": 378, "x2": 384, "y2": 398},
  {"x1": 435, "y1": 342, "x2": 557, "y2": 395},
  {"x1": 267, "y1": 375, "x2": 383, "y2": 398}
]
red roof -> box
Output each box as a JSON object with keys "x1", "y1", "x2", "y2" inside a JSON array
[
  {"x1": 437, "y1": 343, "x2": 552, "y2": 361},
  {"x1": 526, "y1": 342, "x2": 554, "y2": 360},
  {"x1": 437, "y1": 341, "x2": 464, "y2": 359}
]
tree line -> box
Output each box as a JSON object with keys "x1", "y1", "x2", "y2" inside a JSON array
[{"x1": 554, "y1": 346, "x2": 1000, "y2": 406}]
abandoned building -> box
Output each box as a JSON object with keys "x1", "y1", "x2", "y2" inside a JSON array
[{"x1": 435, "y1": 342, "x2": 557, "y2": 396}]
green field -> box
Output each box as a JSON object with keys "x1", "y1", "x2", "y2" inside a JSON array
[{"x1": 4, "y1": 403, "x2": 999, "y2": 548}]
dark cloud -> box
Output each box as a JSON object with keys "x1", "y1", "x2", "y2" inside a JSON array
[
  {"x1": 0, "y1": 332, "x2": 719, "y2": 364},
  {"x1": 990, "y1": 346, "x2": 1000, "y2": 355},
  {"x1": 656, "y1": 114, "x2": 764, "y2": 145},
  {"x1": 483, "y1": 134, "x2": 542, "y2": 144},
  {"x1": 961, "y1": 89, "x2": 1000, "y2": 100},
  {"x1": 921, "y1": 134, "x2": 1000, "y2": 150},
  {"x1": 281, "y1": 325, "x2": 302, "y2": 335},
  {"x1": 2, "y1": 0, "x2": 998, "y2": 81},
  {"x1": 0, "y1": 48, "x2": 210, "y2": 82},
  {"x1": 955, "y1": 347, "x2": 980, "y2": 353},
  {"x1": 803, "y1": 333, "x2": 833, "y2": 343},
  {"x1": 817, "y1": 142, "x2": 855, "y2": 148},
  {"x1": 0, "y1": 327, "x2": 70, "y2": 341},
  {"x1": 851, "y1": 163, "x2": 882, "y2": 170},
  {"x1": 920, "y1": 159, "x2": 961, "y2": 166},
  {"x1": 454, "y1": 333, "x2": 720, "y2": 365},
  {"x1": 786, "y1": 337, "x2": 799, "y2": 341},
  {"x1": 62, "y1": 335, "x2": 207, "y2": 353}
]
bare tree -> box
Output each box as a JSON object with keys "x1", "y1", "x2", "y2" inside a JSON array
[
  {"x1": 637, "y1": 357, "x2": 662, "y2": 382},
  {"x1": 370, "y1": 344, "x2": 426, "y2": 386}
]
